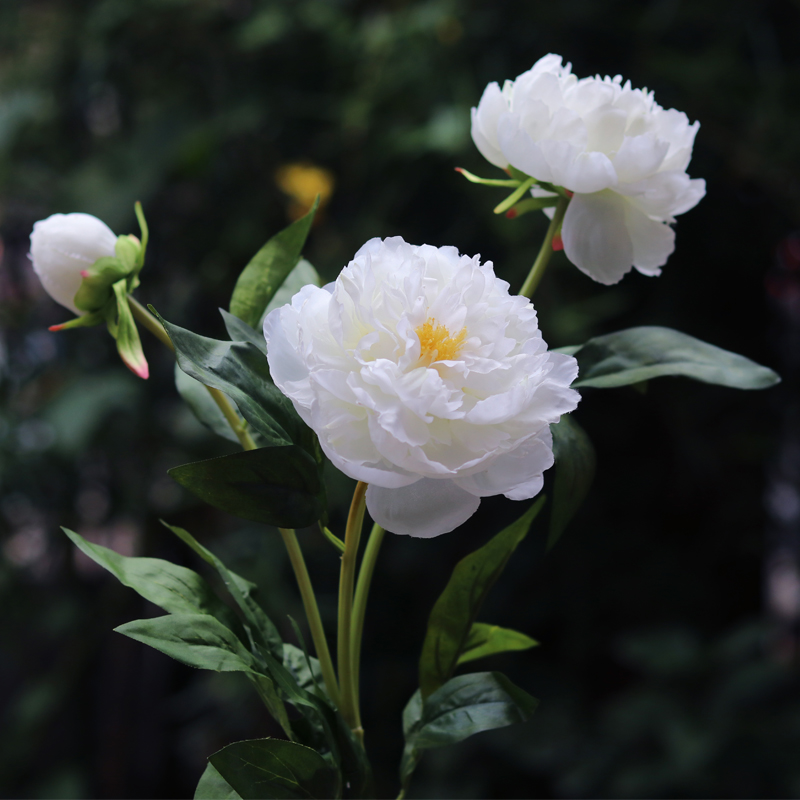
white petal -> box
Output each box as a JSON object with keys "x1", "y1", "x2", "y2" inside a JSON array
[
  {"x1": 470, "y1": 82, "x2": 509, "y2": 169},
  {"x1": 455, "y1": 427, "x2": 553, "y2": 500},
  {"x1": 624, "y1": 203, "x2": 675, "y2": 276},
  {"x1": 366, "y1": 479, "x2": 480, "y2": 537},
  {"x1": 561, "y1": 191, "x2": 633, "y2": 284},
  {"x1": 29, "y1": 213, "x2": 117, "y2": 313}
]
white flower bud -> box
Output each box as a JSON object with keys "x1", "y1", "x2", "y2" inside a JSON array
[
  {"x1": 265, "y1": 237, "x2": 580, "y2": 538},
  {"x1": 29, "y1": 213, "x2": 118, "y2": 314}
]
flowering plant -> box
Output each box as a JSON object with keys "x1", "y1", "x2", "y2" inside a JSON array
[{"x1": 25, "y1": 54, "x2": 778, "y2": 799}]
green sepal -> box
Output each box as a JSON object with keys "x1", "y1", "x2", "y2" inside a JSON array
[
  {"x1": 493, "y1": 176, "x2": 536, "y2": 214},
  {"x1": 208, "y1": 738, "x2": 338, "y2": 800},
  {"x1": 48, "y1": 309, "x2": 106, "y2": 332},
  {"x1": 167, "y1": 446, "x2": 326, "y2": 529},
  {"x1": 455, "y1": 623, "x2": 539, "y2": 666},
  {"x1": 73, "y1": 256, "x2": 130, "y2": 312},
  {"x1": 229, "y1": 197, "x2": 319, "y2": 329},
  {"x1": 548, "y1": 415, "x2": 596, "y2": 550},
  {"x1": 114, "y1": 234, "x2": 141, "y2": 274},
  {"x1": 418, "y1": 497, "x2": 546, "y2": 700},
  {"x1": 134, "y1": 200, "x2": 149, "y2": 267},
  {"x1": 455, "y1": 167, "x2": 522, "y2": 187},
  {"x1": 110, "y1": 280, "x2": 149, "y2": 379},
  {"x1": 506, "y1": 196, "x2": 559, "y2": 217}
]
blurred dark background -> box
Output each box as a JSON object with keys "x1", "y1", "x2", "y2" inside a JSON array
[{"x1": 1, "y1": 0, "x2": 799, "y2": 797}]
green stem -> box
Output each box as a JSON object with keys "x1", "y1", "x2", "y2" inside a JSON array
[
  {"x1": 128, "y1": 292, "x2": 338, "y2": 706},
  {"x1": 279, "y1": 527, "x2": 341, "y2": 708},
  {"x1": 351, "y1": 523, "x2": 385, "y2": 718},
  {"x1": 338, "y1": 481, "x2": 368, "y2": 738},
  {"x1": 518, "y1": 195, "x2": 570, "y2": 299}
]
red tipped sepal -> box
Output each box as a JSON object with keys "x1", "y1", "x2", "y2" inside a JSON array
[
  {"x1": 48, "y1": 310, "x2": 105, "y2": 332},
  {"x1": 552, "y1": 234, "x2": 564, "y2": 252},
  {"x1": 110, "y1": 280, "x2": 149, "y2": 380}
]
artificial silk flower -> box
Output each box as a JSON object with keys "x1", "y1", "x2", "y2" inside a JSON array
[
  {"x1": 29, "y1": 213, "x2": 118, "y2": 314},
  {"x1": 264, "y1": 237, "x2": 580, "y2": 538},
  {"x1": 471, "y1": 54, "x2": 706, "y2": 284}
]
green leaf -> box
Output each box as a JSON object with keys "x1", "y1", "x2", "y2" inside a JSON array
[
  {"x1": 156, "y1": 313, "x2": 303, "y2": 448},
  {"x1": 229, "y1": 198, "x2": 319, "y2": 328},
  {"x1": 548, "y1": 415, "x2": 596, "y2": 550},
  {"x1": 194, "y1": 763, "x2": 242, "y2": 800},
  {"x1": 209, "y1": 738, "x2": 337, "y2": 800},
  {"x1": 455, "y1": 623, "x2": 538, "y2": 666},
  {"x1": 168, "y1": 446, "x2": 325, "y2": 529},
  {"x1": 566, "y1": 326, "x2": 780, "y2": 390},
  {"x1": 115, "y1": 613, "x2": 259, "y2": 673},
  {"x1": 418, "y1": 497, "x2": 545, "y2": 700},
  {"x1": 260, "y1": 258, "x2": 322, "y2": 326},
  {"x1": 283, "y1": 644, "x2": 326, "y2": 697},
  {"x1": 111, "y1": 281, "x2": 148, "y2": 379},
  {"x1": 406, "y1": 671, "x2": 538, "y2": 750},
  {"x1": 61, "y1": 528, "x2": 240, "y2": 632},
  {"x1": 174, "y1": 363, "x2": 242, "y2": 443},
  {"x1": 73, "y1": 257, "x2": 130, "y2": 312},
  {"x1": 400, "y1": 672, "x2": 538, "y2": 789},
  {"x1": 160, "y1": 521, "x2": 283, "y2": 660},
  {"x1": 221, "y1": 308, "x2": 268, "y2": 355}
]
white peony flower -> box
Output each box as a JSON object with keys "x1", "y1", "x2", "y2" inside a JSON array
[
  {"x1": 264, "y1": 237, "x2": 580, "y2": 538},
  {"x1": 29, "y1": 213, "x2": 118, "y2": 314},
  {"x1": 471, "y1": 54, "x2": 706, "y2": 284}
]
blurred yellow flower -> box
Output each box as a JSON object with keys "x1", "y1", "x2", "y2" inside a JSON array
[{"x1": 275, "y1": 162, "x2": 335, "y2": 220}]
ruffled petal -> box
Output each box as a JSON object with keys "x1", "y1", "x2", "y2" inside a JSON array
[
  {"x1": 366, "y1": 479, "x2": 481, "y2": 537},
  {"x1": 561, "y1": 191, "x2": 633, "y2": 284},
  {"x1": 470, "y1": 82, "x2": 509, "y2": 168}
]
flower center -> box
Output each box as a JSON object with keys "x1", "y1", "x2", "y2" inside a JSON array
[{"x1": 415, "y1": 317, "x2": 467, "y2": 365}]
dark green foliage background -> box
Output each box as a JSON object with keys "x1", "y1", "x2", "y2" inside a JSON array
[{"x1": 1, "y1": 0, "x2": 798, "y2": 797}]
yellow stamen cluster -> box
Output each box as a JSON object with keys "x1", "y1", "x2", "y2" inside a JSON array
[{"x1": 415, "y1": 317, "x2": 467, "y2": 365}]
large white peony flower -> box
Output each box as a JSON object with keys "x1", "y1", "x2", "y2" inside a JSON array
[
  {"x1": 471, "y1": 54, "x2": 706, "y2": 284},
  {"x1": 29, "y1": 213, "x2": 118, "y2": 314},
  {"x1": 264, "y1": 237, "x2": 580, "y2": 538}
]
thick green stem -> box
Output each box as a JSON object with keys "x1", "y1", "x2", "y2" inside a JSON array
[
  {"x1": 338, "y1": 481, "x2": 368, "y2": 738},
  {"x1": 279, "y1": 527, "x2": 341, "y2": 708},
  {"x1": 519, "y1": 195, "x2": 570, "y2": 299},
  {"x1": 351, "y1": 523, "x2": 385, "y2": 717},
  {"x1": 128, "y1": 292, "x2": 338, "y2": 705}
]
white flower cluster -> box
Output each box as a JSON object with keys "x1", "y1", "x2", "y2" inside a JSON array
[
  {"x1": 265, "y1": 237, "x2": 579, "y2": 538},
  {"x1": 471, "y1": 54, "x2": 705, "y2": 284}
]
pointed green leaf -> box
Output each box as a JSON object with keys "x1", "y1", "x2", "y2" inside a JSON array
[
  {"x1": 455, "y1": 623, "x2": 538, "y2": 666},
  {"x1": 61, "y1": 528, "x2": 240, "y2": 632},
  {"x1": 221, "y1": 308, "x2": 268, "y2": 355},
  {"x1": 156, "y1": 313, "x2": 307, "y2": 449},
  {"x1": 419, "y1": 497, "x2": 546, "y2": 700},
  {"x1": 115, "y1": 613, "x2": 258, "y2": 673},
  {"x1": 405, "y1": 671, "x2": 538, "y2": 751},
  {"x1": 168, "y1": 446, "x2": 325, "y2": 529},
  {"x1": 209, "y1": 738, "x2": 338, "y2": 800},
  {"x1": 230, "y1": 198, "x2": 319, "y2": 328},
  {"x1": 566, "y1": 326, "x2": 780, "y2": 390},
  {"x1": 195, "y1": 763, "x2": 241, "y2": 800},
  {"x1": 73, "y1": 257, "x2": 129, "y2": 312},
  {"x1": 114, "y1": 234, "x2": 140, "y2": 273},
  {"x1": 161, "y1": 521, "x2": 283, "y2": 660},
  {"x1": 134, "y1": 201, "x2": 149, "y2": 262},
  {"x1": 111, "y1": 281, "x2": 148, "y2": 379},
  {"x1": 548, "y1": 415, "x2": 596, "y2": 549}
]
